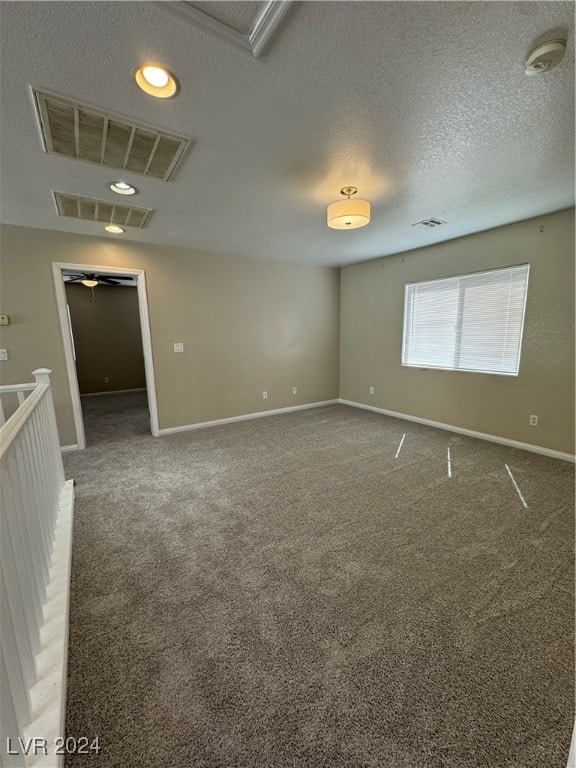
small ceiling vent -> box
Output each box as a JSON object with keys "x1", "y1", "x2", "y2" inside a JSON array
[
  {"x1": 53, "y1": 192, "x2": 153, "y2": 228},
  {"x1": 411, "y1": 218, "x2": 446, "y2": 230},
  {"x1": 34, "y1": 89, "x2": 191, "y2": 180}
]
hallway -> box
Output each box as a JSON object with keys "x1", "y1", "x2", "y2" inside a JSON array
[{"x1": 80, "y1": 391, "x2": 150, "y2": 446}]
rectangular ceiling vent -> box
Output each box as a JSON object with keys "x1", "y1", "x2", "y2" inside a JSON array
[
  {"x1": 34, "y1": 89, "x2": 191, "y2": 181},
  {"x1": 411, "y1": 218, "x2": 447, "y2": 230},
  {"x1": 53, "y1": 192, "x2": 153, "y2": 228}
]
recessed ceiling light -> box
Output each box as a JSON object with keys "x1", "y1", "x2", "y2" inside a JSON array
[
  {"x1": 134, "y1": 64, "x2": 178, "y2": 98},
  {"x1": 110, "y1": 181, "x2": 136, "y2": 195},
  {"x1": 104, "y1": 225, "x2": 125, "y2": 234},
  {"x1": 143, "y1": 66, "x2": 169, "y2": 87}
]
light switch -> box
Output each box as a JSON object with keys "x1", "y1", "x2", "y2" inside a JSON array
[
  {"x1": 0, "y1": 315, "x2": 9, "y2": 326},
  {"x1": 173, "y1": 342, "x2": 184, "y2": 353},
  {"x1": 0, "y1": 349, "x2": 8, "y2": 361}
]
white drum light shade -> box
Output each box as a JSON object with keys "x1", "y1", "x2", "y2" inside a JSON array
[{"x1": 327, "y1": 197, "x2": 370, "y2": 229}]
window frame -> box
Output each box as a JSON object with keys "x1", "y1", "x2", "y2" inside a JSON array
[{"x1": 401, "y1": 264, "x2": 530, "y2": 377}]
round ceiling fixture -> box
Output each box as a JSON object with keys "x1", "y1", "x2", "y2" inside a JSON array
[
  {"x1": 524, "y1": 40, "x2": 566, "y2": 75},
  {"x1": 81, "y1": 279, "x2": 98, "y2": 288},
  {"x1": 110, "y1": 181, "x2": 136, "y2": 196},
  {"x1": 327, "y1": 187, "x2": 371, "y2": 230},
  {"x1": 104, "y1": 225, "x2": 125, "y2": 234},
  {"x1": 134, "y1": 64, "x2": 178, "y2": 98}
]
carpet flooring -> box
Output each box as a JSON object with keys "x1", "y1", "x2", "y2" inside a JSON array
[{"x1": 63, "y1": 392, "x2": 574, "y2": 768}]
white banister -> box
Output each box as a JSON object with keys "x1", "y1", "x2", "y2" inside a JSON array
[
  {"x1": 0, "y1": 383, "x2": 35, "y2": 434},
  {"x1": 0, "y1": 369, "x2": 75, "y2": 768}
]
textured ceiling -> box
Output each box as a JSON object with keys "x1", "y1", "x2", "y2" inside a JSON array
[{"x1": 0, "y1": 1, "x2": 573, "y2": 267}]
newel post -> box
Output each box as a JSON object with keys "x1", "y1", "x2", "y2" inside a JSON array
[
  {"x1": 33, "y1": 368, "x2": 52, "y2": 387},
  {"x1": 33, "y1": 368, "x2": 65, "y2": 486}
]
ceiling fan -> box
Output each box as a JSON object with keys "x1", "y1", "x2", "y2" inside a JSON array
[{"x1": 65, "y1": 273, "x2": 131, "y2": 287}]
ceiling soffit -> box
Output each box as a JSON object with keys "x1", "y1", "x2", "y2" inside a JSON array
[
  {"x1": 157, "y1": 0, "x2": 293, "y2": 57},
  {"x1": 188, "y1": 2, "x2": 263, "y2": 35}
]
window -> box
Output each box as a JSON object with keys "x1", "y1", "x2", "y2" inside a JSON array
[{"x1": 402, "y1": 264, "x2": 530, "y2": 376}]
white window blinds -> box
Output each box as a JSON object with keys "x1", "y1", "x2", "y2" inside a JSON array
[{"x1": 402, "y1": 264, "x2": 530, "y2": 376}]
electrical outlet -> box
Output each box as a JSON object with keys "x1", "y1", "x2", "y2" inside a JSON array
[
  {"x1": 173, "y1": 342, "x2": 184, "y2": 353},
  {"x1": 263, "y1": 391, "x2": 268, "y2": 400},
  {"x1": 369, "y1": 386, "x2": 374, "y2": 395},
  {"x1": 104, "y1": 376, "x2": 109, "y2": 383},
  {"x1": 529, "y1": 415, "x2": 538, "y2": 426},
  {"x1": 0, "y1": 349, "x2": 8, "y2": 361},
  {"x1": 292, "y1": 387, "x2": 297, "y2": 395}
]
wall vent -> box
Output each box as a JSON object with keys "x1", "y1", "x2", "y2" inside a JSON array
[
  {"x1": 34, "y1": 89, "x2": 192, "y2": 181},
  {"x1": 53, "y1": 192, "x2": 153, "y2": 228},
  {"x1": 411, "y1": 218, "x2": 446, "y2": 230}
]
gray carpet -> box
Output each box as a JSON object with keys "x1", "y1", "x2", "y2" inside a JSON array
[{"x1": 63, "y1": 392, "x2": 574, "y2": 767}]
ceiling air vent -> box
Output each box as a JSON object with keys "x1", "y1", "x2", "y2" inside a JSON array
[
  {"x1": 34, "y1": 89, "x2": 191, "y2": 181},
  {"x1": 411, "y1": 218, "x2": 446, "y2": 230},
  {"x1": 53, "y1": 192, "x2": 153, "y2": 228}
]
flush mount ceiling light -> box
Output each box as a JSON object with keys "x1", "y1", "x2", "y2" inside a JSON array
[
  {"x1": 110, "y1": 181, "x2": 137, "y2": 196},
  {"x1": 104, "y1": 224, "x2": 125, "y2": 234},
  {"x1": 525, "y1": 40, "x2": 566, "y2": 75},
  {"x1": 327, "y1": 186, "x2": 370, "y2": 230},
  {"x1": 134, "y1": 64, "x2": 178, "y2": 98}
]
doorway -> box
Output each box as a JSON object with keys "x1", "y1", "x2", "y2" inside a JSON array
[{"x1": 52, "y1": 262, "x2": 159, "y2": 449}]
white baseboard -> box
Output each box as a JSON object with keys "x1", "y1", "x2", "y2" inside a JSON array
[
  {"x1": 159, "y1": 400, "x2": 340, "y2": 436},
  {"x1": 80, "y1": 388, "x2": 146, "y2": 397},
  {"x1": 60, "y1": 444, "x2": 79, "y2": 453},
  {"x1": 340, "y1": 399, "x2": 575, "y2": 463}
]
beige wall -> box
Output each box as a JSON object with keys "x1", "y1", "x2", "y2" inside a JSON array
[
  {"x1": 340, "y1": 208, "x2": 575, "y2": 454},
  {"x1": 2, "y1": 209, "x2": 573, "y2": 454},
  {"x1": 65, "y1": 283, "x2": 146, "y2": 394},
  {"x1": 0, "y1": 225, "x2": 341, "y2": 445}
]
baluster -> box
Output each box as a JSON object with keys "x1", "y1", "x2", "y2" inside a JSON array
[
  {"x1": 33, "y1": 369, "x2": 65, "y2": 488},
  {"x1": 21, "y1": 422, "x2": 53, "y2": 570},
  {"x1": 29, "y1": 404, "x2": 56, "y2": 544},
  {"x1": 0, "y1": 507, "x2": 38, "y2": 680},
  {"x1": 5, "y1": 447, "x2": 48, "y2": 602},
  {"x1": 1, "y1": 463, "x2": 43, "y2": 648},
  {"x1": 0, "y1": 578, "x2": 33, "y2": 732},
  {"x1": 37, "y1": 396, "x2": 60, "y2": 524},
  {"x1": 19, "y1": 426, "x2": 50, "y2": 578},
  {"x1": 0, "y1": 652, "x2": 27, "y2": 767}
]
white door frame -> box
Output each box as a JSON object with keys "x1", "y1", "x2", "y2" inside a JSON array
[{"x1": 52, "y1": 262, "x2": 160, "y2": 449}]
